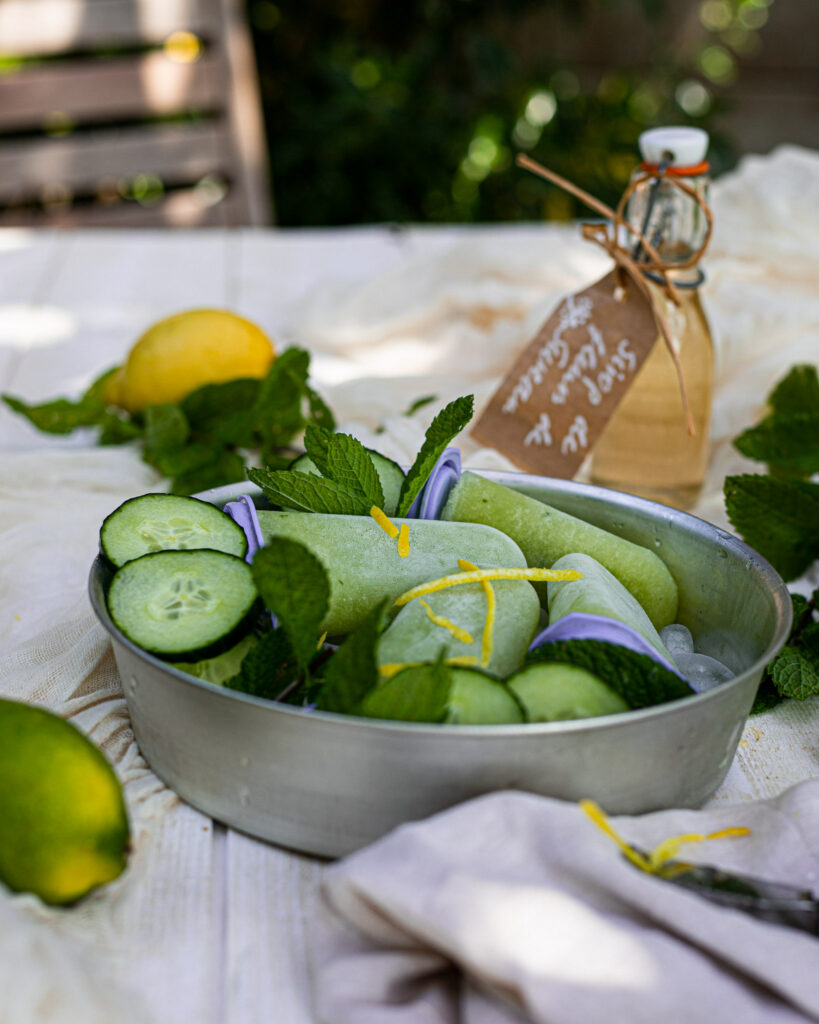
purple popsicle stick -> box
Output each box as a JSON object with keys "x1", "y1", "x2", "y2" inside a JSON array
[
  {"x1": 406, "y1": 447, "x2": 462, "y2": 520},
  {"x1": 529, "y1": 612, "x2": 683, "y2": 677},
  {"x1": 224, "y1": 494, "x2": 276, "y2": 627}
]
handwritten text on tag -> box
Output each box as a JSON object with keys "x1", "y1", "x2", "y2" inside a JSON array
[{"x1": 471, "y1": 271, "x2": 658, "y2": 477}]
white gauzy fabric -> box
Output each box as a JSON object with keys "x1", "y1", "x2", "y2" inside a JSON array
[
  {"x1": 315, "y1": 782, "x2": 819, "y2": 1024},
  {"x1": 0, "y1": 448, "x2": 175, "y2": 1024}
]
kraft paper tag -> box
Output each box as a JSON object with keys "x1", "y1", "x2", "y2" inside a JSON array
[{"x1": 471, "y1": 271, "x2": 658, "y2": 478}]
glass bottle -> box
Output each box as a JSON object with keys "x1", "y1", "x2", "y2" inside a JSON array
[{"x1": 589, "y1": 127, "x2": 714, "y2": 510}]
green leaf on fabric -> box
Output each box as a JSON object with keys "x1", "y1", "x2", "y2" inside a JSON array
[
  {"x1": 1, "y1": 394, "x2": 104, "y2": 434},
  {"x1": 397, "y1": 394, "x2": 474, "y2": 516},
  {"x1": 357, "y1": 658, "x2": 452, "y2": 723},
  {"x1": 768, "y1": 642, "x2": 819, "y2": 701},
  {"x1": 402, "y1": 394, "x2": 438, "y2": 417},
  {"x1": 160, "y1": 445, "x2": 246, "y2": 495},
  {"x1": 97, "y1": 412, "x2": 143, "y2": 446},
  {"x1": 768, "y1": 364, "x2": 819, "y2": 416},
  {"x1": 181, "y1": 378, "x2": 262, "y2": 447},
  {"x1": 527, "y1": 639, "x2": 693, "y2": 709},
  {"x1": 724, "y1": 474, "x2": 819, "y2": 581},
  {"x1": 225, "y1": 628, "x2": 300, "y2": 701},
  {"x1": 254, "y1": 347, "x2": 311, "y2": 447},
  {"x1": 306, "y1": 385, "x2": 336, "y2": 430},
  {"x1": 733, "y1": 412, "x2": 819, "y2": 478},
  {"x1": 315, "y1": 600, "x2": 389, "y2": 715},
  {"x1": 251, "y1": 537, "x2": 329, "y2": 673},
  {"x1": 144, "y1": 403, "x2": 190, "y2": 456},
  {"x1": 81, "y1": 365, "x2": 121, "y2": 405},
  {"x1": 304, "y1": 426, "x2": 384, "y2": 507},
  {"x1": 247, "y1": 466, "x2": 372, "y2": 515}
]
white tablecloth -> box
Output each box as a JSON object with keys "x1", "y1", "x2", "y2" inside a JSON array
[{"x1": 1, "y1": 145, "x2": 818, "y2": 1024}]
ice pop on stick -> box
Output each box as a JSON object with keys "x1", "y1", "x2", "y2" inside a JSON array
[
  {"x1": 442, "y1": 472, "x2": 678, "y2": 630},
  {"x1": 377, "y1": 575, "x2": 541, "y2": 679},
  {"x1": 255, "y1": 510, "x2": 529, "y2": 636},
  {"x1": 547, "y1": 553, "x2": 674, "y2": 663}
]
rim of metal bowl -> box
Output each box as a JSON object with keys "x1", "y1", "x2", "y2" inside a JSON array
[{"x1": 89, "y1": 470, "x2": 794, "y2": 738}]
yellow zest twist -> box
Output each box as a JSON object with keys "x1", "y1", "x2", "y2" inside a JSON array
[
  {"x1": 370, "y1": 505, "x2": 399, "y2": 539},
  {"x1": 580, "y1": 799, "x2": 751, "y2": 878},
  {"x1": 379, "y1": 655, "x2": 479, "y2": 679},
  {"x1": 393, "y1": 566, "x2": 582, "y2": 607},
  {"x1": 418, "y1": 599, "x2": 473, "y2": 644},
  {"x1": 458, "y1": 558, "x2": 495, "y2": 668},
  {"x1": 397, "y1": 523, "x2": 410, "y2": 559}
]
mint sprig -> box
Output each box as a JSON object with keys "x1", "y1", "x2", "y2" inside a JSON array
[
  {"x1": 304, "y1": 426, "x2": 384, "y2": 508},
  {"x1": 396, "y1": 394, "x2": 474, "y2": 516},
  {"x1": 247, "y1": 467, "x2": 373, "y2": 515},
  {"x1": 250, "y1": 537, "x2": 330, "y2": 672},
  {"x1": 527, "y1": 639, "x2": 693, "y2": 709},
  {"x1": 725, "y1": 364, "x2": 819, "y2": 714},
  {"x1": 2, "y1": 346, "x2": 335, "y2": 495}
]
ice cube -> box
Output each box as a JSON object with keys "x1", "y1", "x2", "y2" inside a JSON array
[
  {"x1": 660, "y1": 623, "x2": 694, "y2": 656},
  {"x1": 675, "y1": 651, "x2": 735, "y2": 693}
]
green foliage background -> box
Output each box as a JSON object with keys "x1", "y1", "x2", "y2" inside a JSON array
[{"x1": 246, "y1": 0, "x2": 761, "y2": 225}]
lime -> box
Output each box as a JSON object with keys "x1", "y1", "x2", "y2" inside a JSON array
[
  {"x1": 106, "y1": 308, "x2": 276, "y2": 412},
  {"x1": 0, "y1": 698, "x2": 130, "y2": 905}
]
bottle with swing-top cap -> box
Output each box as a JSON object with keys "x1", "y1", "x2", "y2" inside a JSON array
[{"x1": 589, "y1": 126, "x2": 715, "y2": 510}]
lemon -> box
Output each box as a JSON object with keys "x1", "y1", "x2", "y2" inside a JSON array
[
  {"x1": 0, "y1": 698, "x2": 130, "y2": 905},
  {"x1": 108, "y1": 308, "x2": 276, "y2": 412}
]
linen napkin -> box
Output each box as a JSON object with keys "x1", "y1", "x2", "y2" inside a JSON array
[{"x1": 314, "y1": 781, "x2": 819, "y2": 1024}]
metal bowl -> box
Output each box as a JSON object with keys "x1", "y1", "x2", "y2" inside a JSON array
[{"x1": 89, "y1": 471, "x2": 792, "y2": 858}]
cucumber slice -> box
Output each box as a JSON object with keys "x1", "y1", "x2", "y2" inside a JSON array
[
  {"x1": 290, "y1": 449, "x2": 405, "y2": 516},
  {"x1": 446, "y1": 668, "x2": 524, "y2": 724},
  {"x1": 169, "y1": 633, "x2": 258, "y2": 684},
  {"x1": 508, "y1": 663, "x2": 628, "y2": 722},
  {"x1": 107, "y1": 549, "x2": 259, "y2": 661},
  {"x1": 101, "y1": 493, "x2": 247, "y2": 568}
]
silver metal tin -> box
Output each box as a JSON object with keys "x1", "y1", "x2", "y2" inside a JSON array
[{"x1": 89, "y1": 471, "x2": 792, "y2": 858}]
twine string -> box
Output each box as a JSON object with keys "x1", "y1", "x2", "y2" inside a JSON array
[{"x1": 516, "y1": 153, "x2": 715, "y2": 436}]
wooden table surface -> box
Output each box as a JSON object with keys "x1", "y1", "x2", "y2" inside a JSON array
[{"x1": 1, "y1": 227, "x2": 817, "y2": 1024}]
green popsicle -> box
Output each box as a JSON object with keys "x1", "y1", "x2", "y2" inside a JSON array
[
  {"x1": 255, "y1": 510, "x2": 528, "y2": 637},
  {"x1": 442, "y1": 472, "x2": 678, "y2": 630},
  {"x1": 377, "y1": 574, "x2": 540, "y2": 679},
  {"x1": 547, "y1": 552, "x2": 674, "y2": 662}
]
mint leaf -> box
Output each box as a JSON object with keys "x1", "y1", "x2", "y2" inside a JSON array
[
  {"x1": 527, "y1": 639, "x2": 693, "y2": 708},
  {"x1": 724, "y1": 474, "x2": 819, "y2": 581},
  {"x1": 315, "y1": 600, "x2": 388, "y2": 714},
  {"x1": 251, "y1": 537, "x2": 329, "y2": 672},
  {"x1": 225, "y1": 628, "x2": 299, "y2": 701},
  {"x1": 358, "y1": 659, "x2": 452, "y2": 723},
  {"x1": 82, "y1": 365, "x2": 120, "y2": 404},
  {"x1": 144, "y1": 403, "x2": 190, "y2": 456},
  {"x1": 734, "y1": 412, "x2": 819, "y2": 477},
  {"x1": 768, "y1": 364, "x2": 819, "y2": 415},
  {"x1": 181, "y1": 378, "x2": 261, "y2": 447},
  {"x1": 304, "y1": 426, "x2": 384, "y2": 507},
  {"x1": 306, "y1": 385, "x2": 336, "y2": 430},
  {"x1": 768, "y1": 642, "x2": 819, "y2": 701},
  {"x1": 171, "y1": 449, "x2": 246, "y2": 496},
  {"x1": 397, "y1": 395, "x2": 474, "y2": 517},
  {"x1": 97, "y1": 412, "x2": 143, "y2": 446},
  {"x1": 2, "y1": 394, "x2": 104, "y2": 434},
  {"x1": 247, "y1": 466, "x2": 372, "y2": 515},
  {"x1": 254, "y1": 347, "x2": 311, "y2": 447},
  {"x1": 402, "y1": 394, "x2": 438, "y2": 417}
]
